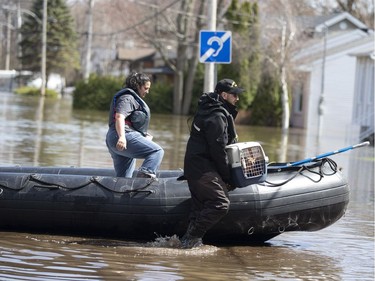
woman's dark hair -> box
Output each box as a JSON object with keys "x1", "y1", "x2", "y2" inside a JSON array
[{"x1": 123, "y1": 72, "x2": 151, "y2": 91}]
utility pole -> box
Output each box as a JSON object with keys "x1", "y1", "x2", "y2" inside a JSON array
[
  {"x1": 5, "y1": 9, "x2": 11, "y2": 70},
  {"x1": 317, "y1": 24, "x2": 327, "y2": 139},
  {"x1": 203, "y1": 0, "x2": 217, "y2": 92},
  {"x1": 17, "y1": 0, "x2": 22, "y2": 69},
  {"x1": 40, "y1": 0, "x2": 47, "y2": 96},
  {"x1": 84, "y1": 0, "x2": 94, "y2": 81}
]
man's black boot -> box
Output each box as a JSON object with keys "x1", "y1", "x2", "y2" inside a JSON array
[
  {"x1": 180, "y1": 222, "x2": 204, "y2": 249},
  {"x1": 180, "y1": 233, "x2": 203, "y2": 249}
]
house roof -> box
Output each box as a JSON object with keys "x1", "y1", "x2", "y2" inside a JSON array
[
  {"x1": 292, "y1": 29, "x2": 374, "y2": 66},
  {"x1": 314, "y1": 12, "x2": 368, "y2": 32},
  {"x1": 297, "y1": 12, "x2": 368, "y2": 34},
  {"x1": 117, "y1": 48, "x2": 156, "y2": 61}
]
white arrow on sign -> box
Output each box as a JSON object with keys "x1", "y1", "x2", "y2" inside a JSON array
[{"x1": 200, "y1": 31, "x2": 231, "y2": 62}]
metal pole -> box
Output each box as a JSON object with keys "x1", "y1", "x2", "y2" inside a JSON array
[
  {"x1": 203, "y1": 0, "x2": 217, "y2": 92},
  {"x1": 5, "y1": 10, "x2": 11, "y2": 70},
  {"x1": 317, "y1": 24, "x2": 327, "y2": 139},
  {"x1": 17, "y1": 0, "x2": 22, "y2": 67},
  {"x1": 40, "y1": 0, "x2": 47, "y2": 96},
  {"x1": 84, "y1": 0, "x2": 94, "y2": 81}
]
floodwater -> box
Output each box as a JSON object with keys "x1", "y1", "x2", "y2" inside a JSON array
[{"x1": 0, "y1": 91, "x2": 373, "y2": 281}]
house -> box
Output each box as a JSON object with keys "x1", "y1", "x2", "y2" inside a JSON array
[
  {"x1": 116, "y1": 47, "x2": 156, "y2": 72},
  {"x1": 0, "y1": 70, "x2": 17, "y2": 91},
  {"x1": 291, "y1": 12, "x2": 374, "y2": 154},
  {"x1": 116, "y1": 47, "x2": 174, "y2": 84}
]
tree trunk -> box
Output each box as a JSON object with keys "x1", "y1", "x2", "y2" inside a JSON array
[
  {"x1": 172, "y1": 0, "x2": 195, "y2": 115},
  {"x1": 182, "y1": 60, "x2": 197, "y2": 115},
  {"x1": 173, "y1": 69, "x2": 184, "y2": 115},
  {"x1": 181, "y1": 0, "x2": 204, "y2": 115},
  {"x1": 280, "y1": 65, "x2": 290, "y2": 131},
  {"x1": 280, "y1": 20, "x2": 290, "y2": 131}
]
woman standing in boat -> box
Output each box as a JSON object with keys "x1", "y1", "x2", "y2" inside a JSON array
[
  {"x1": 106, "y1": 72, "x2": 164, "y2": 178},
  {"x1": 181, "y1": 79, "x2": 244, "y2": 248}
]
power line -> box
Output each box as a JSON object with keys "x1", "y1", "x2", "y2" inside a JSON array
[
  {"x1": 80, "y1": 0, "x2": 261, "y2": 38},
  {"x1": 91, "y1": 0, "x2": 181, "y2": 37}
]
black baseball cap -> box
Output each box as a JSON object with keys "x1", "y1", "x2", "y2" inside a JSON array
[{"x1": 215, "y1": 79, "x2": 245, "y2": 95}]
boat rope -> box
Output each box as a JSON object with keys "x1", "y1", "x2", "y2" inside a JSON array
[
  {"x1": 0, "y1": 174, "x2": 155, "y2": 194},
  {"x1": 29, "y1": 174, "x2": 155, "y2": 194},
  {"x1": 264, "y1": 158, "x2": 338, "y2": 187},
  {"x1": 0, "y1": 179, "x2": 29, "y2": 191}
]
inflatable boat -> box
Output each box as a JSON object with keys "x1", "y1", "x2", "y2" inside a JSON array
[{"x1": 0, "y1": 155, "x2": 349, "y2": 244}]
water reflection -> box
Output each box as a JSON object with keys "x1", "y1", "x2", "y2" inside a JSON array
[
  {"x1": 0, "y1": 231, "x2": 345, "y2": 281},
  {"x1": 0, "y1": 91, "x2": 373, "y2": 280},
  {"x1": 34, "y1": 96, "x2": 45, "y2": 165},
  {"x1": 0, "y1": 92, "x2": 313, "y2": 170}
]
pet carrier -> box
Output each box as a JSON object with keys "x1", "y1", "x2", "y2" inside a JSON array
[{"x1": 226, "y1": 142, "x2": 268, "y2": 187}]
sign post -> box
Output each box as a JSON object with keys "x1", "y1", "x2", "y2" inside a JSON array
[{"x1": 203, "y1": 0, "x2": 217, "y2": 93}]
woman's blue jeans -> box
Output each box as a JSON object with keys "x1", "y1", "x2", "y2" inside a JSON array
[{"x1": 106, "y1": 129, "x2": 164, "y2": 178}]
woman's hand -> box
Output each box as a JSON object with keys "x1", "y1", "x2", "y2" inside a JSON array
[{"x1": 116, "y1": 136, "x2": 127, "y2": 151}]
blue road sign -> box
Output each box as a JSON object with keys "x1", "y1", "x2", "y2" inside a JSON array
[{"x1": 199, "y1": 30, "x2": 232, "y2": 64}]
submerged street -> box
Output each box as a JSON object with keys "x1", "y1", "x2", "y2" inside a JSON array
[{"x1": 0, "y1": 91, "x2": 373, "y2": 280}]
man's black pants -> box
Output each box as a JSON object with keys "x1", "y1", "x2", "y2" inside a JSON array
[{"x1": 187, "y1": 171, "x2": 230, "y2": 238}]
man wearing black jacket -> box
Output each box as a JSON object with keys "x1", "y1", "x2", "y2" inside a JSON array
[{"x1": 181, "y1": 79, "x2": 244, "y2": 248}]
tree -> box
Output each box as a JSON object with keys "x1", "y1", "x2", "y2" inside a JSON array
[
  {"x1": 219, "y1": 0, "x2": 261, "y2": 110},
  {"x1": 180, "y1": 0, "x2": 206, "y2": 115},
  {"x1": 257, "y1": 0, "x2": 301, "y2": 131},
  {"x1": 122, "y1": 0, "x2": 206, "y2": 115},
  {"x1": 250, "y1": 63, "x2": 282, "y2": 126},
  {"x1": 136, "y1": 0, "x2": 205, "y2": 115},
  {"x1": 336, "y1": 0, "x2": 374, "y2": 28},
  {"x1": 171, "y1": 0, "x2": 199, "y2": 115},
  {"x1": 311, "y1": 0, "x2": 374, "y2": 28},
  {"x1": 19, "y1": 0, "x2": 80, "y2": 84}
]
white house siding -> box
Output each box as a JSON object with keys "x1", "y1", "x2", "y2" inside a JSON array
[
  {"x1": 290, "y1": 72, "x2": 310, "y2": 128},
  {"x1": 314, "y1": 54, "x2": 357, "y2": 136},
  {"x1": 352, "y1": 55, "x2": 375, "y2": 142}
]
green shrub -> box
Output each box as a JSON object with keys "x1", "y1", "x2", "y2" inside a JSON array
[
  {"x1": 73, "y1": 74, "x2": 175, "y2": 113},
  {"x1": 250, "y1": 71, "x2": 282, "y2": 127},
  {"x1": 14, "y1": 86, "x2": 59, "y2": 98},
  {"x1": 73, "y1": 74, "x2": 123, "y2": 110},
  {"x1": 144, "y1": 81, "x2": 173, "y2": 114}
]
